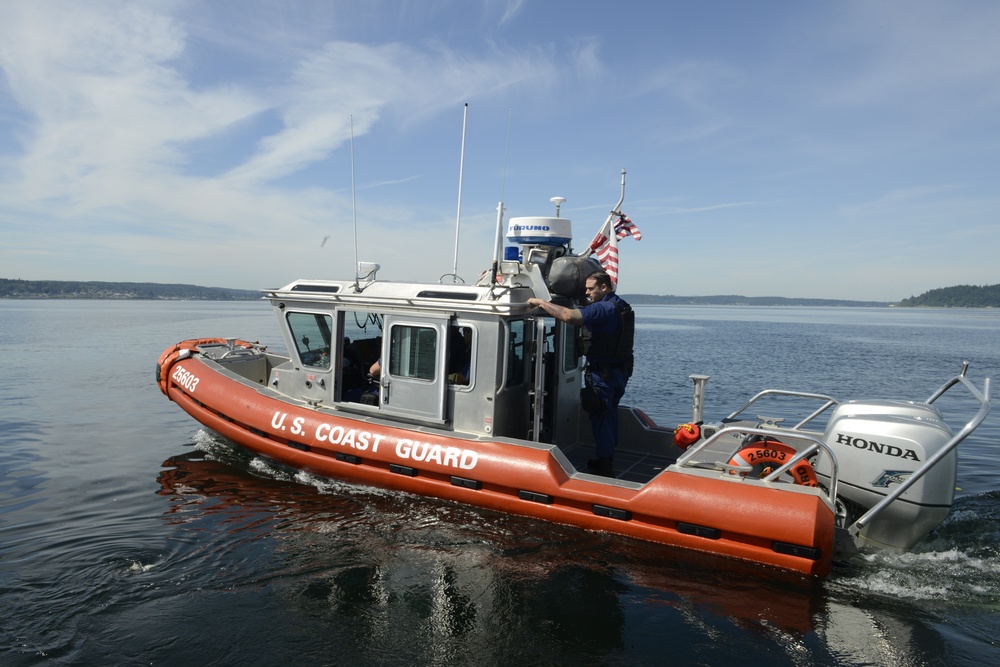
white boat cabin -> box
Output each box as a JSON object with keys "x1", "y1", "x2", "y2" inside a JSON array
[{"x1": 264, "y1": 275, "x2": 588, "y2": 445}]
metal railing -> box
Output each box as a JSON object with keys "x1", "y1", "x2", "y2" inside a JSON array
[{"x1": 675, "y1": 424, "x2": 840, "y2": 505}]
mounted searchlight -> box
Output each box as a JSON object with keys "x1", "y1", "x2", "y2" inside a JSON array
[{"x1": 357, "y1": 262, "x2": 380, "y2": 281}]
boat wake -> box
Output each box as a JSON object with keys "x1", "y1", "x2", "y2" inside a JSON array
[
  {"x1": 191, "y1": 429, "x2": 416, "y2": 502},
  {"x1": 188, "y1": 428, "x2": 496, "y2": 529},
  {"x1": 830, "y1": 491, "x2": 1000, "y2": 604}
]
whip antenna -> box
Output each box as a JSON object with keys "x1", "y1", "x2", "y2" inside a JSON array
[
  {"x1": 491, "y1": 109, "x2": 513, "y2": 285},
  {"x1": 449, "y1": 103, "x2": 469, "y2": 283},
  {"x1": 350, "y1": 115, "x2": 360, "y2": 289}
]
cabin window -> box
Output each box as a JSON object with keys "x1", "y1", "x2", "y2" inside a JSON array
[
  {"x1": 286, "y1": 312, "x2": 333, "y2": 368},
  {"x1": 389, "y1": 325, "x2": 437, "y2": 381},
  {"x1": 506, "y1": 319, "x2": 529, "y2": 386}
]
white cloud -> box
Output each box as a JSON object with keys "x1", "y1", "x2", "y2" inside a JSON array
[
  {"x1": 0, "y1": 1, "x2": 572, "y2": 289},
  {"x1": 0, "y1": 1, "x2": 266, "y2": 209},
  {"x1": 0, "y1": 2, "x2": 561, "y2": 226}
]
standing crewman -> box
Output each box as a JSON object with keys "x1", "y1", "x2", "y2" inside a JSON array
[{"x1": 528, "y1": 270, "x2": 634, "y2": 477}]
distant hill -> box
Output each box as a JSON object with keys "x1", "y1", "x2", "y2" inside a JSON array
[
  {"x1": 0, "y1": 279, "x2": 259, "y2": 300},
  {"x1": 622, "y1": 294, "x2": 891, "y2": 307},
  {"x1": 898, "y1": 284, "x2": 1000, "y2": 308}
]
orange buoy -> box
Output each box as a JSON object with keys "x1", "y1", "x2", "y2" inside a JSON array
[
  {"x1": 673, "y1": 422, "x2": 701, "y2": 450},
  {"x1": 728, "y1": 439, "x2": 819, "y2": 487}
]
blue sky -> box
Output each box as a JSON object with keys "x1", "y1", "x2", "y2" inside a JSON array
[{"x1": 1, "y1": 1, "x2": 998, "y2": 301}]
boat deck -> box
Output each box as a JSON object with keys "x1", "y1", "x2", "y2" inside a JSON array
[
  {"x1": 562, "y1": 443, "x2": 675, "y2": 484},
  {"x1": 558, "y1": 406, "x2": 682, "y2": 483}
]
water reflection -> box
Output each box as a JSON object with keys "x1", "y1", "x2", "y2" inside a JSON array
[
  {"x1": 157, "y1": 439, "x2": 825, "y2": 657},
  {"x1": 153, "y1": 428, "x2": 1000, "y2": 664}
]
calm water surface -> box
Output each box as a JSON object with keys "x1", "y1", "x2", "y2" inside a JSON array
[{"x1": 1, "y1": 300, "x2": 998, "y2": 665}]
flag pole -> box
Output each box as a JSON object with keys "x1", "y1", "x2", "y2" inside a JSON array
[
  {"x1": 581, "y1": 168, "x2": 627, "y2": 258},
  {"x1": 613, "y1": 167, "x2": 627, "y2": 214}
]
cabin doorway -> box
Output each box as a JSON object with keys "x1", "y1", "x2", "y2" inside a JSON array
[
  {"x1": 377, "y1": 315, "x2": 449, "y2": 424},
  {"x1": 529, "y1": 318, "x2": 584, "y2": 446}
]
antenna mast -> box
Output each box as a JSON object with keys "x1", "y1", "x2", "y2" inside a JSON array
[
  {"x1": 450, "y1": 103, "x2": 469, "y2": 283},
  {"x1": 350, "y1": 115, "x2": 360, "y2": 289},
  {"x1": 490, "y1": 109, "x2": 513, "y2": 285}
]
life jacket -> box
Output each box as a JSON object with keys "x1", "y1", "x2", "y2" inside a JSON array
[{"x1": 582, "y1": 294, "x2": 634, "y2": 378}]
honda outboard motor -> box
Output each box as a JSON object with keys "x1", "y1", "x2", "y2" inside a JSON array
[{"x1": 815, "y1": 399, "x2": 956, "y2": 552}]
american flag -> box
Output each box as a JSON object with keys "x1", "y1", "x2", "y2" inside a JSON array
[{"x1": 588, "y1": 213, "x2": 642, "y2": 285}]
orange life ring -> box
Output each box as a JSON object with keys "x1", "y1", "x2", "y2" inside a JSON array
[
  {"x1": 156, "y1": 338, "x2": 262, "y2": 396},
  {"x1": 728, "y1": 439, "x2": 818, "y2": 487}
]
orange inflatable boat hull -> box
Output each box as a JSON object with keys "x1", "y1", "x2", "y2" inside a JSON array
[{"x1": 157, "y1": 348, "x2": 835, "y2": 578}]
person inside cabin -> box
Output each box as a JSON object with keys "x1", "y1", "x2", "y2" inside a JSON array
[
  {"x1": 527, "y1": 270, "x2": 634, "y2": 477},
  {"x1": 447, "y1": 326, "x2": 472, "y2": 385},
  {"x1": 364, "y1": 335, "x2": 384, "y2": 380},
  {"x1": 351, "y1": 357, "x2": 378, "y2": 405}
]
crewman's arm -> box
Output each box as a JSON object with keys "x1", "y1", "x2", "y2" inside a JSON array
[{"x1": 527, "y1": 298, "x2": 584, "y2": 326}]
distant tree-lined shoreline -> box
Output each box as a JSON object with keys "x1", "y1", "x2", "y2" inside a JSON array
[
  {"x1": 0, "y1": 279, "x2": 259, "y2": 300},
  {"x1": 1, "y1": 278, "x2": 997, "y2": 306},
  {"x1": 897, "y1": 284, "x2": 1000, "y2": 308}
]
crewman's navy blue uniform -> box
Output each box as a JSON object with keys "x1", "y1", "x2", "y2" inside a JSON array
[{"x1": 579, "y1": 292, "x2": 632, "y2": 464}]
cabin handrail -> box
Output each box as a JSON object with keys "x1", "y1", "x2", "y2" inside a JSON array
[
  {"x1": 849, "y1": 369, "x2": 991, "y2": 540},
  {"x1": 263, "y1": 288, "x2": 541, "y2": 315}
]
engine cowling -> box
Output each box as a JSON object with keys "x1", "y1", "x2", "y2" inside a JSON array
[{"x1": 816, "y1": 399, "x2": 955, "y2": 552}]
